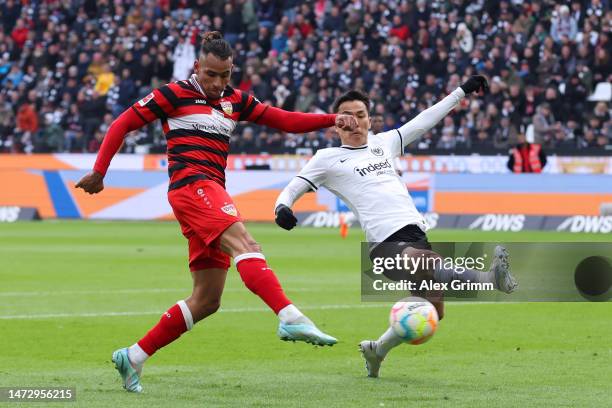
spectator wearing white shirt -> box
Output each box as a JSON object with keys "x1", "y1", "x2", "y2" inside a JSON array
[
  {"x1": 551, "y1": 5, "x2": 578, "y2": 43},
  {"x1": 171, "y1": 37, "x2": 196, "y2": 82}
]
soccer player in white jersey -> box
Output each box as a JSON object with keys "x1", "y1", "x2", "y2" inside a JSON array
[{"x1": 273, "y1": 75, "x2": 518, "y2": 378}]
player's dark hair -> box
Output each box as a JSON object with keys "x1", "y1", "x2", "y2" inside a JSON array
[
  {"x1": 333, "y1": 90, "x2": 370, "y2": 113},
  {"x1": 200, "y1": 31, "x2": 233, "y2": 60}
]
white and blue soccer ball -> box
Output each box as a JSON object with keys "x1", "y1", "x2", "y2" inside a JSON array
[{"x1": 389, "y1": 297, "x2": 439, "y2": 345}]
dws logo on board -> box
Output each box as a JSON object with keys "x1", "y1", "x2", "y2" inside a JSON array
[
  {"x1": 300, "y1": 212, "x2": 357, "y2": 228},
  {"x1": 468, "y1": 214, "x2": 526, "y2": 232},
  {"x1": 0, "y1": 206, "x2": 21, "y2": 223},
  {"x1": 556, "y1": 216, "x2": 612, "y2": 233}
]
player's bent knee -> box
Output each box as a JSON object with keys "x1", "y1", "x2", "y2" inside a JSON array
[
  {"x1": 400, "y1": 247, "x2": 439, "y2": 262},
  {"x1": 399, "y1": 247, "x2": 439, "y2": 281},
  {"x1": 202, "y1": 299, "x2": 221, "y2": 316},
  {"x1": 192, "y1": 298, "x2": 221, "y2": 322},
  {"x1": 400, "y1": 246, "x2": 422, "y2": 258}
]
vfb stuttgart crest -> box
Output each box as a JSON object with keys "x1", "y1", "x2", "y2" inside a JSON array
[
  {"x1": 371, "y1": 147, "x2": 384, "y2": 156},
  {"x1": 221, "y1": 203, "x2": 238, "y2": 217},
  {"x1": 220, "y1": 101, "x2": 233, "y2": 115}
]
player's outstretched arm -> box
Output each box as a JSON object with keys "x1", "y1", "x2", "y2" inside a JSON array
[
  {"x1": 252, "y1": 104, "x2": 357, "y2": 134},
  {"x1": 75, "y1": 108, "x2": 147, "y2": 194},
  {"x1": 396, "y1": 75, "x2": 488, "y2": 148},
  {"x1": 76, "y1": 84, "x2": 175, "y2": 194}
]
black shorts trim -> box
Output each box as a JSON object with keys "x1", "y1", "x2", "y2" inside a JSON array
[{"x1": 383, "y1": 224, "x2": 429, "y2": 246}]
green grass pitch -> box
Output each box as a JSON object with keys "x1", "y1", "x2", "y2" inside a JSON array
[{"x1": 0, "y1": 221, "x2": 610, "y2": 407}]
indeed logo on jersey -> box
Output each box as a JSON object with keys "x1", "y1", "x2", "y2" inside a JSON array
[{"x1": 354, "y1": 159, "x2": 393, "y2": 176}]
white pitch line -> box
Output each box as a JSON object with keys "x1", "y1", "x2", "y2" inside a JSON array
[
  {"x1": 0, "y1": 287, "x2": 350, "y2": 297},
  {"x1": 0, "y1": 288, "x2": 189, "y2": 297},
  {"x1": 0, "y1": 304, "x2": 387, "y2": 320},
  {"x1": 0, "y1": 302, "x2": 491, "y2": 320},
  {"x1": 0, "y1": 310, "x2": 169, "y2": 320}
]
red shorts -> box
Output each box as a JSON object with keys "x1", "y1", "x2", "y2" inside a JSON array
[{"x1": 168, "y1": 179, "x2": 241, "y2": 271}]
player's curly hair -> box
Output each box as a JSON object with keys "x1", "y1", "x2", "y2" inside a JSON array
[
  {"x1": 333, "y1": 90, "x2": 370, "y2": 113},
  {"x1": 200, "y1": 31, "x2": 233, "y2": 60}
]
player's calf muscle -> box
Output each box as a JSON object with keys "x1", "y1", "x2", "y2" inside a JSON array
[
  {"x1": 187, "y1": 286, "x2": 223, "y2": 319},
  {"x1": 187, "y1": 268, "x2": 226, "y2": 321}
]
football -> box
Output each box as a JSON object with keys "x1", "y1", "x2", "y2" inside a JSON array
[{"x1": 389, "y1": 297, "x2": 439, "y2": 345}]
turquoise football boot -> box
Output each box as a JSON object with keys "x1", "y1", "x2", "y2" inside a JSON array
[
  {"x1": 112, "y1": 348, "x2": 143, "y2": 393},
  {"x1": 277, "y1": 322, "x2": 338, "y2": 346}
]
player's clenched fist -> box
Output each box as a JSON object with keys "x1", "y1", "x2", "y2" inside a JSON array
[
  {"x1": 460, "y1": 75, "x2": 489, "y2": 95},
  {"x1": 275, "y1": 204, "x2": 297, "y2": 231},
  {"x1": 335, "y1": 114, "x2": 358, "y2": 131},
  {"x1": 75, "y1": 171, "x2": 105, "y2": 194}
]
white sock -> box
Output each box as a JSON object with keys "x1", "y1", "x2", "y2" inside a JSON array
[
  {"x1": 277, "y1": 304, "x2": 310, "y2": 324},
  {"x1": 375, "y1": 327, "x2": 404, "y2": 359},
  {"x1": 128, "y1": 343, "x2": 149, "y2": 367}
]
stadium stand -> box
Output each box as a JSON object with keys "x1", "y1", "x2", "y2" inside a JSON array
[{"x1": 0, "y1": 0, "x2": 610, "y2": 155}]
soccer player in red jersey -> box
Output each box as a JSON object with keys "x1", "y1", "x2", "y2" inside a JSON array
[{"x1": 75, "y1": 31, "x2": 357, "y2": 393}]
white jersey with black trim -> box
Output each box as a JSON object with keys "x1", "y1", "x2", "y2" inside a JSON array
[
  {"x1": 276, "y1": 87, "x2": 465, "y2": 243},
  {"x1": 291, "y1": 133, "x2": 426, "y2": 242}
]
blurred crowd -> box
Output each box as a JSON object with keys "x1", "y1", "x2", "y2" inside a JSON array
[{"x1": 0, "y1": 0, "x2": 610, "y2": 155}]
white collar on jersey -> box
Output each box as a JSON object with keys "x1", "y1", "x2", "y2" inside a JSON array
[{"x1": 188, "y1": 74, "x2": 224, "y2": 98}]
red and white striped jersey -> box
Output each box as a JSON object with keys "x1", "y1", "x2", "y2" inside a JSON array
[{"x1": 132, "y1": 74, "x2": 266, "y2": 190}]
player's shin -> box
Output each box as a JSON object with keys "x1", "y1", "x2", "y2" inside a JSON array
[
  {"x1": 135, "y1": 300, "x2": 194, "y2": 362},
  {"x1": 234, "y1": 252, "x2": 338, "y2": 345},
  {"x1": 432, "y1": 247, "x2": 515, "y2": 291},
  {"x1": 401, "y1": 248, "x2": 492, "y2": 286},
  {"x1": 234, "y1": 252, "x2": 303, "y2": 322},
  {"x1": 432, "y1": 262, "x2": 492, "y2": 285}
]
